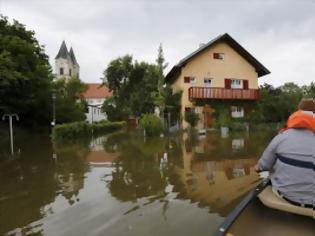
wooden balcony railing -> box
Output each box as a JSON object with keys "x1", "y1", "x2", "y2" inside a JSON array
[{"x1": 188, "y1": 87, "x2": 259, "y2": 100}]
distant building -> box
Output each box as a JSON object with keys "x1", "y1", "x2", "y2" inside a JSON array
[
  {"x1": 55, "y1": 40, "x2": 80, "y2": 81},
  {"x1": 54, "y1": 41, "x2": 111, "y2": 123},
  {"x1": 165, "y1": 33, "x2": 270, "y2": 129},
  {"x1": 82, "y1": 83, "x2": 112, "y2": 123}
]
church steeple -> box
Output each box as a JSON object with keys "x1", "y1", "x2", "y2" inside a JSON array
[
  {"x1": 55, "y1": 40, "x2": 80, "y2": 81},
  {"x1": 69, "y1": 47, "x2": 78, "y2": 65},
  {"x1": 55, "y1": 40, "x2": 69, "y2": 59}
]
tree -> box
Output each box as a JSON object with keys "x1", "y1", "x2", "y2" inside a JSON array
[
  {"x1": 303, "y1": 82, "x2": 315, "y2": 98},
  {"x1": 154, "y1": 44, "x2": 169, "y2": 117},
  {"x1": 163, "y1": 85, "x2": 182, "y2": 125},
  {"x1": 53, "y1": 78, "x2": 87, "y2": 123},
  {"x1": 102, "y1": 55, "x2": 160, "y2": 120},
  {"x1": 156, "y1": 43, "x2": 168, "y2": 93},
  {"x1": 0, "y1": 15, "x2": 53, "y2": 125},
  {"x1": 184, "y1": 111, "x2": 199, "y2": 128},
  {"x1": 247, "y1": 83, "x2": 305, "y2": 123}
]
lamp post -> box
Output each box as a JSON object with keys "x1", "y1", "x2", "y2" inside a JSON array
[
  {"x1": 51, "y1": 90, "x2": 56, "y2": 126},
  {"x1": 2, "y1": 114, "x2": 19, "y2": 155}
]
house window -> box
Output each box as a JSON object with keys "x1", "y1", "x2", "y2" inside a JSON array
[
  {"x1": 184, "y1": 76, "x2": 196, "y2": 84},
  {"x1": 204, "y1": 78, "x2": 212, "y2": 87},
  {"x1": 231, "y1": 106, "x2": 244, "y2": 118},
  {"x1": 190, "y1": 77, "x2": 196, "y2": 84},
  {"x1": 60, "y1": 67, "x2": 64, "y2": 75},
  {"x1": 231, "y1": 79, "x2": 242, "y2": 89},
  {"x1": 184, "y1": 77, "x2": 190, "y2": 83},
  {"x1": 185, "y1": 107, "x2": 191, "y2": 112},
  {"x1": 232, "y1": 139, "x2": 245, "y2": 150},
  {"x1": 213, "y1": 53, "x2": 224, "y2": 60},
  {"x1": 185, "y1": 107, "x2": 196, "y2": 113},
  {"x1": 69, "y1": 69, "x2": 72, "y2": 76}
]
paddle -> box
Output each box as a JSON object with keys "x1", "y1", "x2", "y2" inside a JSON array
[{"x1": 213, "y1": 172, "x2": 270, "y2": 236}]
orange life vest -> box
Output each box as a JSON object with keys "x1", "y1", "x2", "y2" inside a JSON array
[{"x1": 281, "y1": 110, "x2": 315, "y2": 133}]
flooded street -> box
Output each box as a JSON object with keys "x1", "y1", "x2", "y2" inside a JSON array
[{"x1": 0, "y1": 130, "x2": 274, "y2": 236}]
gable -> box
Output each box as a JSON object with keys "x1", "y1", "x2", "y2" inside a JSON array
[
  {"x1": 182, "y1": 42, "x2": 257, "y2": 77},
  {"x1": 165, "y1": 33, "x2": 270, "y2": 83}
]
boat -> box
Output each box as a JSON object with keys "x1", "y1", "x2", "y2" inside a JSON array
[{"x1": 214, "y1": 178, "x2": 314, "y2": 236}]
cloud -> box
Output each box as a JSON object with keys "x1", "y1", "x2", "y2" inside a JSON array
[{"x1": 1, "y1": 0, "x2": 314, "y2": 86}]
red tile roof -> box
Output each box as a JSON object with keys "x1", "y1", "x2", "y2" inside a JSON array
[{"x1": 83, "y1": 83, "x2": 112, "y2": 98}]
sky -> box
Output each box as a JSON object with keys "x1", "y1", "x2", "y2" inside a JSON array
[{"x1": 0, "y1": 0, "x2": 314, "y2": 86}]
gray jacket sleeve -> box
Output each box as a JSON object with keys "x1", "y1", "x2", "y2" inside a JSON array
[{"x1": 257, "y1": 133, "x2": 284, "y2": 171}]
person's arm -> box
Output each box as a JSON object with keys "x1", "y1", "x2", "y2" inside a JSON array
[{"x1": 257, "y1": 134, "x2": 283, "y2": 171}]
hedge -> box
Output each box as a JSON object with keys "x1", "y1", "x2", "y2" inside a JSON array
[
  {"x1": 53, "y1": 120, "x2": 126, "y2": 140},
  {"x1": 139, "y1": 114, "x2": 163, "y2": 137}
]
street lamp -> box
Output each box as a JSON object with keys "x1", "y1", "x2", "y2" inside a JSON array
[{"x1": 51, "y1": 90, "x2": 56, "y2": 126}]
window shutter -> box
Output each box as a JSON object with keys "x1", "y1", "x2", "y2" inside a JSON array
[
  {"x1": 225, "y1": 79, "x2": 231, "y2": 89},
  {"x1": 184, "y1": 76, "x2": 190, "y2": 83},
  {"x1": 243, "y1": 80, "x2": 249, "y2": 90},
  {"x1": 185, "y1": 107, "x2": 191, "y2": 112}
]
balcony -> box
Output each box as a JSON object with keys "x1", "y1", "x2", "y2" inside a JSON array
[{"x1": 188, "y1": 87, "x2": 259, "y2": 100}]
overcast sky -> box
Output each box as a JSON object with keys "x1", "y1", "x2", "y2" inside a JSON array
[{"x1": 1, "y1": 0, "x2": 314, "y2": 86}]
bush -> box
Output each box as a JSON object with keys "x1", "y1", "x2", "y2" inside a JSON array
[
  {"x1": 184, "y1": 112, "x2": 199, "y2": 128},
  {"x1": 53, "y1": 121, "x2": 126, "y2": 140},
  {"x1": 216, "y1": 110, "x2": 232, "y2": 128},
  {"x1": 139, "y1": 114, "x2": 163, "y2": 137}
]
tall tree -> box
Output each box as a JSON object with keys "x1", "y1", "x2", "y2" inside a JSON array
[
  {"x1": 53, "y1": 78, "x2": 87, "y2": 123},
  {"x1": 156, "y1": 43, "x2": 168, "y2": 92},
  {"x1": 102, "y1": 55, "x2": 159, "y2": 121},
  {"x1": 0, "y1": 16, "x2": 53, "y2": 125}
]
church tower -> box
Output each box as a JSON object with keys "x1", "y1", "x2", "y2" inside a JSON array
[{"x1": 55, "y1": 41, "x2": 80, "y2": 81}]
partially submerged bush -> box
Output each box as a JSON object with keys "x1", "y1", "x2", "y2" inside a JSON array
[
  {"x1": 216, "y1": 111, "x2": 232, "y2": 128},
  {"x1": 139, "y1": 114, "x2": 163, "y2": 137},
  {"x1": 53, "y1": 121, "x2": 126, "y2": 140},
  {"x1": 184, "y1": 111, "x2": 199, "y2": 128}
]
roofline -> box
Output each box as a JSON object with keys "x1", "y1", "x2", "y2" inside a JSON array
[{"x1": 165, "y1": 33, "x2": 270, "y2": 83}]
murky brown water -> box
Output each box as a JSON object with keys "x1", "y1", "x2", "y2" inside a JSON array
[{"x1": 0, "y1": 129, "x2": 274, "y2": 236}]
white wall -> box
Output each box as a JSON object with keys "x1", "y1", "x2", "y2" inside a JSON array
[
  {"x1": 55, "y1": 58, "x2": 73, "y2": 80},
  {"x1": 85, "y1": 98, "x2": 107, "y2": 123}
]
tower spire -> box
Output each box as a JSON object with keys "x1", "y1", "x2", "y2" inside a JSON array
[
  {"x1": 55, "y1": 40, "x2": 69, "y2": 59},
  {"x1": 69, "y1": 47, "x2": 78, "y2": 65}
]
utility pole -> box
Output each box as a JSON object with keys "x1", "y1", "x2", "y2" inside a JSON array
[
  {"x1": 51, "y1": 90, "x2": 56, "y2": 126},
  {"x1": 2, "y1": 114, "x2": 19, "y2": 155}
]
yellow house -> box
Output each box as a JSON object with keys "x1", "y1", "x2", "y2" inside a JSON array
[{"x1": 165, "y1": 33, "x2": 270, "y2": 129}]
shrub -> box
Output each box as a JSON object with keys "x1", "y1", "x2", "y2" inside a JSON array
[
  {"x1": 139, "y1": 114, "x2": 163, "y2": 137},
  {"x1": 184, "y1": 111, "x2": 199, "y2": 128},
  {"x1": 216, "y1": 111, "x2": 232, "y2": 128},
  {"x1": 53, "y1": 121, "x2": 126, "y2": 140}
]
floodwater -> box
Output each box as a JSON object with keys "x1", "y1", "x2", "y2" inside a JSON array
[{"x1": 0, "y1": 129, "x2": 275, "y2": 236}]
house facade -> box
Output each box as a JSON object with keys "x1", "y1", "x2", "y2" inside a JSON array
[
  {"x1": 83, "y1": 83, "x2": 111, "y2": 123},
  {"x1": 165, "y1": 33, "x2": 270, "y2": 129}
]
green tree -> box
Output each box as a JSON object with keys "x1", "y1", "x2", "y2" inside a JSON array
[
  {"x1": 303, "y1": 82, "x2": 315, "y2": 98},
  {"x1": 163, "y1": 85, "x2": 182, "y2": 125},
  {"x1": 0, "y1": 16, "x2": 53, "y2": 125},
  {"x1": 184, "y1": 111, "x2": 199, "y2": 128},
  {"x1": 156, "y1": 43, "x2": 168, "y2": 94},
  {"x1": 154, "y1": 44, "x2": 169, "y2": 117},
  {"x1": 53, "y1": 78, "x2": 87, "y2": 123},
  {"x1": 248, "y1": 83, "x2": 304, "y2": 123},
  {"x1": 102, "y1": 55, "x2": 159, "y2": 120}
]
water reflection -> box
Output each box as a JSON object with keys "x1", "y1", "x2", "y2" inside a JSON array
[{"x1": 0, "y1": 130, "x2": 274, "y2": 236}]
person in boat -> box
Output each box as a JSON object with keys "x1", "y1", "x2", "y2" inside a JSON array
[{"x1": 256, "y1": 98, "x2": 315, "y2": 209}]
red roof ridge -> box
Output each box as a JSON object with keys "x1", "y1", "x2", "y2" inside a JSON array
[{"x1": 82, "y1": 83, "x2": 112, "y2": 99}]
